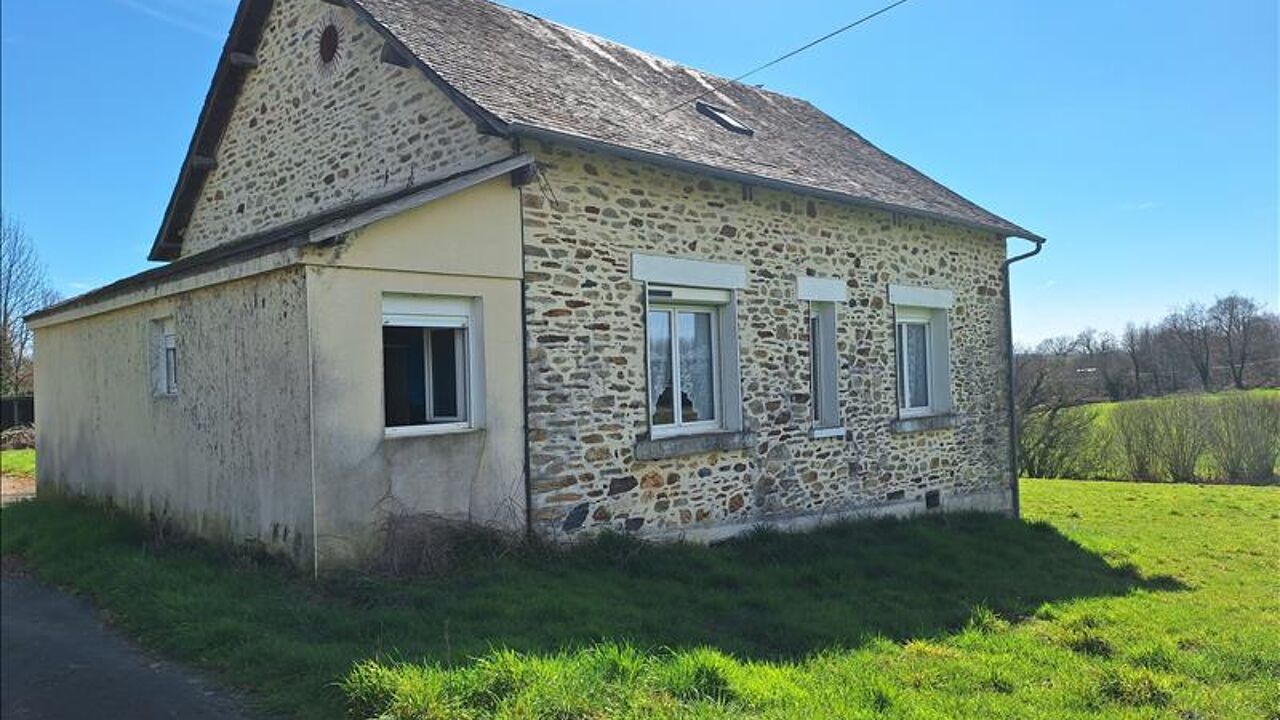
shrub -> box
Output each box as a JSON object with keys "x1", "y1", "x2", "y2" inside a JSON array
[
  {"x1": 1150, "y1": 395, "x2": 1209, "y2": 482},
  {"x1": 1206, "y1": 394, "x2": 1280, "y2": 482},
  {"x1": 1019, "y1": 405, "x2": 1102, "y2": 479},
  {"x1": 1109, "y1": 401, "x2": 1162, "y2": 481}
]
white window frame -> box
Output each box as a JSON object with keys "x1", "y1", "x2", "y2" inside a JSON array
[
  {"x1": 889, "y1": 284, "x2": 954, "y2": 420},
  {"x1": 647, "y1": 301, "x2": 724, "y2": 438},
  {"x1": 163, "y1": 331, "x2": 178, "y2": 395},
  {"x1": 809, "y1": 301, "x2": 841, "y2": 434},
  {"x1": 381, "y1": 294, "x2": 482, "y2": 438},
  {"x1": 895, "y1": 309, "x2": 935, "y2": 418},
  {"x1": 150, "y1": 316, "x2": 178, "y2": 398}
]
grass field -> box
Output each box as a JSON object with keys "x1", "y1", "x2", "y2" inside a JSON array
[
  {"x1": 2, "y1": 480, "x2": 1277, "y2": 719},
  {"x1": 0, "y1": 449, "x2": 36, "y2": 476},
  {"x1": 1083, "y1": 387, "x2": 1280, "y2": 424}
]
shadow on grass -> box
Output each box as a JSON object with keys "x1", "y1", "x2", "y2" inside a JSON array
[
  {"x1": 323, "y1": 511, "x2": 1185, "y2": 663},
  {"x1": 1, "y1": 499, "x2": 1185, "y2": 716}
]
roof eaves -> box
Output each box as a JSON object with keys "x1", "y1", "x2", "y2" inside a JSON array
[
  {"x1": 148, "y1": 0, "x2": 513, "y2": 264},
  {"x1": 344, "y1": 0, "x2": 510, "y2": 137},
  {"x1": 148, "y1": 0, "x2": 275, "y2": 263},
  {"x1": 34, "y1": 154, "x2": 535, "y2": 324},
  {"x1": 509, "y1": 122, "x2": 1045, "y2": 243}
]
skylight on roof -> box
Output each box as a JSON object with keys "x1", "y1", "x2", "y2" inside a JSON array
[{"x1": 695, "y1": 101, "x2": 754, "y2": 136}]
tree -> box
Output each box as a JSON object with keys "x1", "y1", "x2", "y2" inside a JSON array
[
  {"x1": 1209, "y1": 293, "x2": 1262, "y2": 390},
  {"x1": 1164, "y1": 303, "x2": 1214, "y2": 391},
  {"x1": 1121, "y1": 323, "x2": 1151, "y2": 397},
  {"x1": 0, "y1": 213, "x2": 57, "y2": 396},
  {"x1": 1075, "y1": 328, "x2": 1129, "y2": 401}
]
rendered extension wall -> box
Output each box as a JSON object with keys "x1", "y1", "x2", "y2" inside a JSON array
[
  {"x1": 520, "y1": 142, "x2": 1014, "y2": 540},
  {"x1": 180, "y1": 0, "x2": 511, "y2": 256},
  {"x1": 302, "y1": 176, "x2": 527, "y2": 567},
  {"x1": 31, "y1": 266, "x2": 316, "y2": 563}
]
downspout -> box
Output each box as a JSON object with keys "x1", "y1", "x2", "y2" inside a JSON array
[
  {"x1": 1002, "y1": 236, "x2": 1045, "y2": 520},
  {"x1": 514, "y1": 137, "x2": 535, "y2": 541}
]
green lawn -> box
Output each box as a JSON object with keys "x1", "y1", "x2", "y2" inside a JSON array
[
  {"x1": 2, "y1": 480, "x2": 1277, "y2": 719},
  {"x1": 0, "y1": 449, "x2": 36, "y2": 476},
  {"x1": 1083, "y1": 387, "x2": 1280, "y2": 424}
]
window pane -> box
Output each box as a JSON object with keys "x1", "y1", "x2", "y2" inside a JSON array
[
  {"x1": 430, "y1": 328, "x2": 461, "y2": 419},
  {"x1": 678, "y1": 311, "x2": 716, "y2": 423},
  {"x1": 164, "y1": 346, "x2": 177, "y2": 394},
  {"x1": 905, "y1": 322, "x2": 930, "y2": 408},
  {"x1": 648, "y1": 311, "x2": 675, "y2": 426},
  {"x1": 383, "y1": 326, "x2": 427, "y2": 427},
  {"x1": 896, "y1": 324, "x2": 907, "y2": 409},
  {"x1": 810, "y1": 315, "x2": 822, "y2": 421}
]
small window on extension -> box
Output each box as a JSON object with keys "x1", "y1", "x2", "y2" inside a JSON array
[
  {"x1": 382, "y1": 294, "x2": 475, "y2": 434},
  {"x1": 695, "y1": 101, "x2": 754, "y2": 136},
  {"x1": 150, "y1": 316, "x2": 178, "y2": 397}
]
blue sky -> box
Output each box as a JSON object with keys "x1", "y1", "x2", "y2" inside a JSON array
[{"x1": 2, "y1": 0, "x2": 1275, "y2": 344}]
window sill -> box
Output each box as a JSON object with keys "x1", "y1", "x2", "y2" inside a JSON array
[
  {"x1": 384, "y1": 424, "x2": 477, "y2": 440},
  {"x1": 890, "y1": 413, "x2": 957, "y2": 434},
  {"x1": 634, "y1": 430, "x2": 755, "y2": 461},
  {"x1": 811, "y1": 426, "x2": 845, "y2": 440}
]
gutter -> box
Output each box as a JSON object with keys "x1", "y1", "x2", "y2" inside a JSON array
[{"x1": 1001, "y1": 237, "x2": 1045, "y2": 519}]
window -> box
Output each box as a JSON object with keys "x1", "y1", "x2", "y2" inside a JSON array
[
  {"x1": 634, "y1": 254, "x2": 746, "y2": 441},
  {"x1": 796, "y1": 277, "x2": 845, "y2": 436},
  {"x1": 888, "y1": 285, "x2": 954, "y2": 420},
  {"x1": 695, "y1": 101, "x2": 754, "y2": 136},
  {"x1": 382, "y1": 295, "x2": 478, "y2": 435},
  {"x1": 896, "y1": 310, "x2": 933, "y2": 416},
  {"x1": 809, "y1": 302, "x2": 839, "y2": 432},
  {"x1": 150, "y1": 317, "x2": 177, "y2": 397},
  {"x1": 648, "y1": 299, "x2": 722, "y2": 434}
]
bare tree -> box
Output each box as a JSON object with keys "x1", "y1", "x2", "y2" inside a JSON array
[
  {"x1": 1121, "y1": 323, "x2": 1149, "y2": 397},
  {"x1": 1076, "y1": 328, "x2": 1129, "y2": 401},
  {"x1": 1209, "y1": 293, "x2": 1262, "y2": 390},
  {"x1": 1164, "y1": 303, "x2": 1215, "y2": 391},
  {"x1": 0, "y1": 213, "x2": 57, "y2": 395}
]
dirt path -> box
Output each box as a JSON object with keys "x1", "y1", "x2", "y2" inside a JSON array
[
  {"x1": 1, "y1": 569, "x2": 257, "y2": 720},
  {"x1": 1, "y1": 473, "x2": 36, "y2": 506}
]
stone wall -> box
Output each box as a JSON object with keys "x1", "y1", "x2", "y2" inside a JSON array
[
  {"x1": 181, "y1": 0, "x2": 511, "y2": 255},
  {"x1": 520, "y1": 141, "x2": 1012, "y2": 540}
]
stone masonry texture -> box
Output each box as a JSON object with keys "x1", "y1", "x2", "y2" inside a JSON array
[
  {"x1": 181, "y1": 0, "x2": 510, "y2": 256},
  {"x1": 520, "y1": 141, "x2": 1012, "y2": 540}
]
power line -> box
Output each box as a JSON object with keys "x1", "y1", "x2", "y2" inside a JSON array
[{"x1": 659, "y1": 0, "x2": 915, "y2": 116}]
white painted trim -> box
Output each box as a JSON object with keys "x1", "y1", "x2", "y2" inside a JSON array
[
  {"x1": 384, "y1": 423, "x2": 475, "y2": 439},
  {"x1": 632, "y1": 253, "x2": 746, "y2": 289},
  {"x1": 796, "y1": 277, "x2": 847, "y2": 302},
  {"x1": 810, "y1": 426, "x2": 845, "y2": 440},
  {"x1": 889, "y1": 284, "x2": 954, "y2": 309}
]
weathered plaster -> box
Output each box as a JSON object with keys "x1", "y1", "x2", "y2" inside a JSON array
[
  {"x1": 181, "y1": 0, "x2": 511, "y2": 256},
  {"x1": 519, "y1": 141, "x2": 1013, "y2": 540},
  {"x1": 302, "y1": 177, "x2": 527, "y2": 568},
  {"x1": 33, "y1": 267, "x2": 315, "y2": 563}
]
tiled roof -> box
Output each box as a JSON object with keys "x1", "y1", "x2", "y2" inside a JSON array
[
  {"x1": 152, "y1": 0, "x2": 1042, "y2": 261},
  {"x1": 356, "y1": 0, "x2": 1042, "y2": 240}
]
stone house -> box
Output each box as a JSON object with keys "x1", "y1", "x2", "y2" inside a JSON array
[{"x1": 27, "y1": 0, "x2": 1044, "y2": 571}]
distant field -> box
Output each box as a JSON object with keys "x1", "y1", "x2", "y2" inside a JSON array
[
  {"x1": 3, "y1": 479, "x2": 1278, "y2": 718},
  {"x1": 1083, "y1": 387, "x2": 1279, "y2": 424}
]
